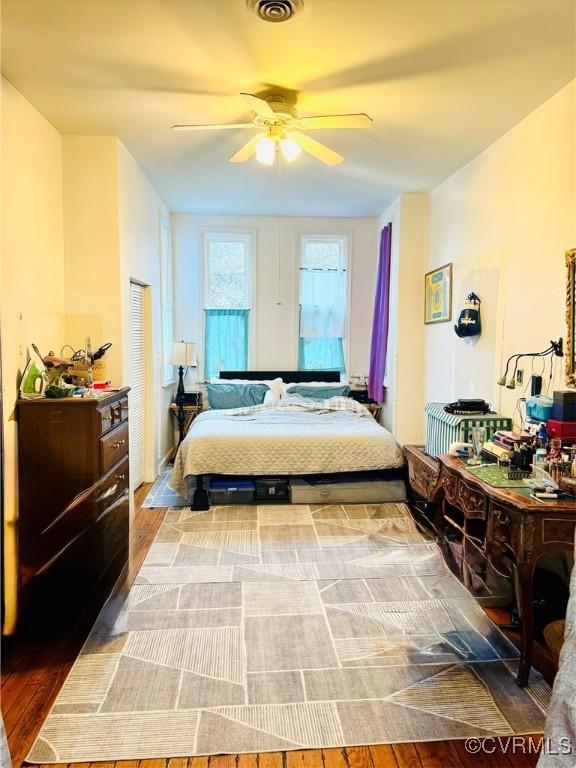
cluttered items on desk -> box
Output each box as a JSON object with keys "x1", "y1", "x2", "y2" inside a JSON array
[
  {"x1": 19, "y1": 338, "x2": 114, "y2": 400},
  {"x1": 451, "y1": 422, "x2": 575, "y2": 500}
]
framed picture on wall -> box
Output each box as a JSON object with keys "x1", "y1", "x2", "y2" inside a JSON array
[{"x1": 424, "y1": 263, "x2": 452, "y2": 324}]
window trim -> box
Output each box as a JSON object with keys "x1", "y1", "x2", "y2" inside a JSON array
[
  {"x1": 160, "y1": 213, "x2": 175, "y2": 387},
  {"x1": 200, "y1": 228, "x2": 257, "y2": 373},
  {"x1": 297, "y1": 232, "x2": 351, "y2": 374}
]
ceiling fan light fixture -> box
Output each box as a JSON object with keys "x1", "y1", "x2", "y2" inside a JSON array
[
  {"x1": 255, "y1": 136, "x2": 276, "y2": 165},
  {"x1": 280, "y1": 137, "x2": 301, "y2": 162}
]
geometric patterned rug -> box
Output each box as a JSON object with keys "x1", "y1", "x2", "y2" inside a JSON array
[
  {"x1": 27, "y1": 503, "x2": 550, "y2": 763},
  {"x1": 142, "y1": 468, "x2": 188, "y2": 508}
]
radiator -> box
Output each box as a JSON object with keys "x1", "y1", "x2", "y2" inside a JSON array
[{"x1": 425, "y1": 402, "x2": 512, "y2": 458}]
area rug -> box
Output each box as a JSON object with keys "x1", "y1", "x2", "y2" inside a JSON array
[
  {"x1": 27, "y1": 503, "x2": 550, "y2": 763},
  {"x1": 142, "y1": 467, "x2": 188, "y2": 508}
]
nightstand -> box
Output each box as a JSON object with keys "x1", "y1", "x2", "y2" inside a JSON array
[
  {"x1": 365, "y1": 402, "x2": 382, "y2": 421},
  {"x1": 170, "y1": 397, "x2": 202, "y2": 458},
  {"x1": 349, "y1": 388, "x2": 382, "y2": 421}
]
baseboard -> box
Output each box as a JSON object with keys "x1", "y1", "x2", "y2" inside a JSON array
[{"x1": 157, "y1": 450, "x2": 173, "y2": 474}]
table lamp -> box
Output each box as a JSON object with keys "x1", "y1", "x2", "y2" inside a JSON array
[{"x1": 171, "y1": 341, "x2": 198, "y2": 445}]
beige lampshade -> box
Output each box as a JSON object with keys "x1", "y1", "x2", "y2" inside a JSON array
[{"x1": 171, "y1": 341, "x2": 197, "y2": 367}]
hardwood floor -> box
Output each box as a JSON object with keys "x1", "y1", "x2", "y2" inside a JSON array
[{"x1": 2, "y1": 484, "x2": 548, "y2": 768}]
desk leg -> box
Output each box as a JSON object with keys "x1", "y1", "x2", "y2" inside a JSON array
[{"x1": 515, "y1": 561, "x2": 535, "y2": 687}]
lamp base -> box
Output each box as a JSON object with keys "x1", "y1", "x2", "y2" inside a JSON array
[{"x1": 175, "y1": 366, "x2": 186, "y2": 446}]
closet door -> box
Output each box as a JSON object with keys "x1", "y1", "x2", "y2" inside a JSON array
[{"x1": 130, "y1": 282, "x2": 146, "y2": 489}]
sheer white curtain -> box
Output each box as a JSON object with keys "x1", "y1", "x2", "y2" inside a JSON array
[{"x1": 299, "y1": 270, "x2": 346, "y2": 339}]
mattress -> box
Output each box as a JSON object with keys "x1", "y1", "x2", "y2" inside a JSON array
[{"x1": 171, "y1": 395, "x2": 403, "y2": 499}]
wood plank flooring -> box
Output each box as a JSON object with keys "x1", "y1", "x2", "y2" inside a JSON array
[{"x1": 2, "y1": 484, "x2": 548, "y2": 768}]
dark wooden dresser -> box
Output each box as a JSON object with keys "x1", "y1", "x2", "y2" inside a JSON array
[
  {"x1": 16, "y1": 388, "x2": 130, "y2": 631},
  {"x1": 435, "y1": 454, "x2": 576, "y2": 686}
]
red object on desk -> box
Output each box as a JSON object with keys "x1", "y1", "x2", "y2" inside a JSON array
[{"x1": 547, "y1": 419, "x2": 576, "y2": 441}]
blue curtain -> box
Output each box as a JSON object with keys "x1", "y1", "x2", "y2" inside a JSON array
[
  {"x1": 204, "y1": 309, "x2": 249, "y2": 379},
  {"x1": 298, "y1": 337, "x2": 345, "y2": 373}
]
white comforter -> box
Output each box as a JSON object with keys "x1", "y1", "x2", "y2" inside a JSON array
[{"x1": 171, "y1": 395, "x2": 403, "y2": 497}]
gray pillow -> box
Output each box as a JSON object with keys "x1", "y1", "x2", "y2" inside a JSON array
[
  {"x1": 206, "y1": 382, "x2": 269, "y2": 409},
  {"x1": 286, "y1": 384, "x2": 350, "y2": 400}
]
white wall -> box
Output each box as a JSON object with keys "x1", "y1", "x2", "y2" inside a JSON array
[
  {"x1": 379, "y1": 194, "x2": 428, "y2": 444},
  {"x1": 1, "y1": 78, "x2": 66, "y2": 634},
  {"x1": 117, "y1": 142, "x2": 173, "y2": 473},
  {"x1": 425, "y1": 80, "x2": 576, "y2": 422},
  {"x1": 172, "y1": 215, "x2": 379, "y2": 381}
]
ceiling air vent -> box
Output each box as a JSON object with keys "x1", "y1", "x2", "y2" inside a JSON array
[{"x1": 247, "y1": 0, "x2": 304, "y2": 22}]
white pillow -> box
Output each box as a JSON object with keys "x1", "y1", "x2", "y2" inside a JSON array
[
  {"x1": 279, "y1": 380, "x2": 348, "y2": 397},
  {"x1": 263, "y1": 389, "x2": 279, "y2": 406},
  {"x1": 211, "y1": 376, "x2": 284, "y2": 401}
]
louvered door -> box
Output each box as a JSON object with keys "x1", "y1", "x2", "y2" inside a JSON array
[{"x1": 130, "y1": 282, "x2": 146, "y2": 489}]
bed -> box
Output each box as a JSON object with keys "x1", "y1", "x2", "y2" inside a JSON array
[{"x1": 171, "y1": 370, "x2": 404, "y2": 509}]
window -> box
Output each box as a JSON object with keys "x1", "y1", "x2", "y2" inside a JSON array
[
  {"x1": 203, "y1": 230, "x2": 253, "y2": 379},
  {"x1": 160, "y1": 215, "x2": 174, "y2": 386},
  {"x1": 298, "y1": 235, "x2": 348, "y2": 374}
]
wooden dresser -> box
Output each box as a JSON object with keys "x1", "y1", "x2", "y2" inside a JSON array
[
  {"x1": 435, "y1": 454, "x2": 576, "y2": 686},
  {"x1": 16, "y1": 388, "x2": 130, "y2": 631}
]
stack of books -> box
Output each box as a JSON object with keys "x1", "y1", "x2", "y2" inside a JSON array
[{"x1": 483, "y1": 430, "x2": 529, "y2": 461}]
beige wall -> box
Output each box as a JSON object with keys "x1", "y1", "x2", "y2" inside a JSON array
[
  {"x1": 172, "y1": 214, "x2": 379, "y2": 382},
  {"x1": 425, "y1": 80, "x2": 576, "y2": 422},
  {"x1": 63, "y1": 136, "x2": 123, "y2": 385},
  {"x1": 1, "y1": 78, "x2": 66, "y2": 634},
  {"x1": 379, "y1": 194, "x2": 428, "y2": 444},
  {"x1": 1, "y1": 83, "x2": 172, "y2": 632},
  {"x1": 63, "y1": 136, "x2": 174, "y2": 479}
]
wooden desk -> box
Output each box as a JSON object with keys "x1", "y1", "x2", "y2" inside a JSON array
[{"x1": 435, "y1": 454, "x2": 576, "y2": 686}]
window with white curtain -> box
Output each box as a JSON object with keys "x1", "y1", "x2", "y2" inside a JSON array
[
  {"x1": 298, "y1": 234, "x2": 348, "y2": 374},
  {"x1": 202, "y1": 230, "x2": 254, "y2": 379}
]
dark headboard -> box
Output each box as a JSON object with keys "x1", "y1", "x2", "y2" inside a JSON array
[{"x1": 219, "y1": 370, "x2": 341, "y2": 383}]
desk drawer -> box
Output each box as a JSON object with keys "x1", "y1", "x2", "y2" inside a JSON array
[
  {"x1": 458, "y1": 478, "x2": 486, "y2": 519},
  {"x1": 100, "y1": 421, "x2": 129, "y2": 475},
  {"x1": 98, "y1": 397, "x2": 129, "y2": 436}
]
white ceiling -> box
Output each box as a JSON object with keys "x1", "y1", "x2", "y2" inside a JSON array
[{"x1": 2, "y1": 0, "x2": 575, "y2": 216}]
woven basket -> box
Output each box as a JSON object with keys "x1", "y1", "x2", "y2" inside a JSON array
[{"x1": 69, "y1": 359, "x2": 106, "y2": 385}]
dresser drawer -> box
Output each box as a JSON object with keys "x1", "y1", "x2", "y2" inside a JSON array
[
  {"x1": 24, "y1": 456, "x2": 130, "y2": 587},
  {"x1": 97, "y1": 396, "x2": 129, "y2": 436},
  {"x1": 95, "y1": 456, "x2": 129, "y2": 515},
  {"x1": 100, "y1": 421, "x2": 129, "y2": 475}
]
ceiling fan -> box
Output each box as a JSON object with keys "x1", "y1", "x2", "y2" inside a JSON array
[{"x1": 171, "y1": 93, "x2": 373, "y2": 166}]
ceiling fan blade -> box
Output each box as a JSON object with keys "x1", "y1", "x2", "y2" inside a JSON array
[
  {"x1": 229, "y1": 133, "x2": 264, "y2": 163},
  {"x1": 289, "y1": 131, "x2": 343, "y2": 166},
  {"x1": 171, "y1": 122, "x2": 254, "y2": 131},
  {"x1": 298, "y1": 114, "x2": 373, "y2": 130},
  {"x1": 241, "y1": 93, "x2": 276, "y2": 118}
]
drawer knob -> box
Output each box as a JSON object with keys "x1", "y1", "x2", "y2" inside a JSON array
[
  {"x1": 495, "y1": 509, "x2": 510, "y2": 525},
  {"x1": 112, "y1": 439, "x2": 126, "y2": 449},
  {"x1": 116, "y1": 474, "x2": 126, "y2": 481}
]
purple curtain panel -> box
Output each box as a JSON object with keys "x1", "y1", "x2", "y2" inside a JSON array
[{"x1": 368, "y1": 224, "x2": 392, "y2": 404}]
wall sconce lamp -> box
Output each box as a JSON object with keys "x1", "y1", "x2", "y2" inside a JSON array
[{"x1": 497, "y1": 338, "x2": 563, "y2": 389}]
